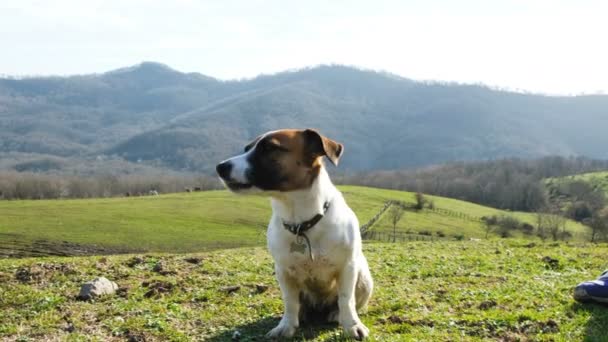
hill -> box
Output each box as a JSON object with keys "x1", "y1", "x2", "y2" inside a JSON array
[
  {"x1": 547, "y1": 171, "x2": 608, "y2": 197},
  {"x1": 1, "y1": 240, "x2": 606, "y2": 340},
  {"x1": 544, "y1": 171, "x2": 608, "y2": 223},
  {"x1": 2, "y1": 63, "x2": 608, "y2": 173},
  {"x1": 0, "y1": 186, "x2": 590, "y2": 258}
]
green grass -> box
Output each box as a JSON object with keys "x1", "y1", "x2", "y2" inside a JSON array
[
  {"x1": 1, "y1": 240, "x2": 607, "y2": 341},
  {"x1": 0, "y1": 186, "x2": 591, "y2": 257},
  {"x1": 339, "y1": 186, "x2": 589, "y2": 240},
  {"x1": 546, "y1": 171, "x2": 608, "y2": 196}
]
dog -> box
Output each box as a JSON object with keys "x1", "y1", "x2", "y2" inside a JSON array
[{"x1": 216, "y1": 128, "x2": 373, "y2": 340}]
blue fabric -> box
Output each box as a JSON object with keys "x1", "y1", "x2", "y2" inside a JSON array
[{"x1": 574, "y1": 270, "x2": 608, "y2": 302}]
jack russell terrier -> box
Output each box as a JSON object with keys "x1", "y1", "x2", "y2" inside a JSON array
[{"x1": 216, "y1": 128, "x2": 373, "y2": 340}]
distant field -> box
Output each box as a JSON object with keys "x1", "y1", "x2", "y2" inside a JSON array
[
  {"x1": 1, "y1": 240, "x2": 607, "y2": 340},
  {"x1": 0, "y1": 186, "x2": 591, "y2": 257},
  {"x1": 546, "y1": 171, "x2": 608, "y2": 195},
  {"x1": 339, "y1": 186, "x2": 589, "y2": 240}
]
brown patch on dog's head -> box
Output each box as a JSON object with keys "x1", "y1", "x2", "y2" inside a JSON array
[{"x1": 242, "y1": 128, "x2": 343, "y2": 192}]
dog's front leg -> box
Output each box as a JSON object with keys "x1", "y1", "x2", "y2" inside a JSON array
[
  {"x1": 267, "y1": 269, "x2": 300, "y2": 339},
  {"x1": 338, "y1": 262, "x2": 369, "y2": 340}
]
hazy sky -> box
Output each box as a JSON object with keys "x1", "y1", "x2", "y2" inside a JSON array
[{"x1": 1, "y1": 0, "x2": 607, "y2": 94}]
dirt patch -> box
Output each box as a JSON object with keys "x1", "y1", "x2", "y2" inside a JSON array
[
  {"x1": 377, "y1": 315, "x2": 435, "y2": 327},
  {"x1": 152, "y1": 261, "x2": 177, "y2": 276},
  {"x1": 542, "y1": 256, "x2": 560, "y2": 270},
  {"x1": 478, "y1": 300, "x2": 497, "y2": 310},
  {"x1": 183, "y1": 257, "x2": 202, "y2": 265},
  {"x1": 15, "y1": 262, "x2": 77, "y2": 283},
  {"x1": 456, "y1": 318, "x2": 560, "y2": 338},
  {"x1": 0, "y1": 234, "x2": 138, "y2": 258},
  {"x1": 142, "y1": 280, "x2": 176, "y2": 298},
  {"x1": 220, "y1": 285, "x2": 241, "y2": 294},
  {"x1": 126, "y1": 256, "x2": 146, "y2": 267}
]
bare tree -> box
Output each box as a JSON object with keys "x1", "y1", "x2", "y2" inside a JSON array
[
  {"x1": 544, "y1": 213, "x2": 567, "y2": 241},
  {"x1": 482, "y1": 216, "x2": 497, "y2": 239},
  {"x1": 586, "y1": 207, "x2": 608, "y2": 242},
  {"x1": 388, "y1": 203, "x2": 405, "y2": 242},
  {"x1": 535, "y1": 211, "x2": 548, "y2": 241}
]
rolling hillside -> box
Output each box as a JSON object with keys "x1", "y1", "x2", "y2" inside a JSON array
[
  {"x1": 0, "y1": 186, "x2": 590, "y2": 258},
  {"x1": 545, "y1": 171, "x2": 608, "y2": 213},
  {"x1": 547, "y1": 171, "x2": 608, "y2": 196},
  {"x1": 2, "y1": 62, "x2": 608, "y2": 173}
]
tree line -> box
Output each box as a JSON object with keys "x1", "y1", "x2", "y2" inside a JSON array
[
  {"x1": 0, "y1": 172, "x2": 221, "y2": 200},
  {"x1": 339, "y1": 156, "x2": 608, "y2": 212}
]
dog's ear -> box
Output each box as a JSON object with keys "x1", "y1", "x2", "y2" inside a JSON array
[
  {"x1": 303, "y1": 129, "x2": 344, "y2": 166},
  {"x1": 244, "y1": 135, "x2": 262, "y2": 152}
]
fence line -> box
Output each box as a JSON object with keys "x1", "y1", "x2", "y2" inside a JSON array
[{"x1": 362, "y1": 230, "x2": 447, "y2": 242}]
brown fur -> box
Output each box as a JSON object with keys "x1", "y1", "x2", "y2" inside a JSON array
[{"x1": 245, "y1": 129, "x2": 343, "y2": 192}]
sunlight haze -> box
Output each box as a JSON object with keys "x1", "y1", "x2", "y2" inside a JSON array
[{"x1": 1, "y1": 0, "x2": 607, "y2": 94}]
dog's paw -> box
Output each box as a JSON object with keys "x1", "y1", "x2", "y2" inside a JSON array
[
  {"x1": 343, "y1": 322, "x2": 369, "y2": 341},
  {"x1": 266, "y1": 321, "x2": 297, "y2": 339}
]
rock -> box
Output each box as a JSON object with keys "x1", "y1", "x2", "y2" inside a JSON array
[{"x1": 78, "y1": 277, "x2": 118, "y2": 300}]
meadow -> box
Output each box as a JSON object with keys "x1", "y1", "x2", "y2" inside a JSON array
[
  {"x1": 1, "y1": 240, "x2": 607, "y2": 341},
  {"x1": 546, "y1": 171, "x2": 608, "y2": 196},
  {"x1": 0, "y1": 186, "x2": 606, "y2": 341},
  {"x1": 0, "y1": 186, "x2": 591, "y2": 258}
]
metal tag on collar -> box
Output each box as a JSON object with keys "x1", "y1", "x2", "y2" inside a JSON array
[{"x1": 295, "y1": 224, "x2": 304, "y2": 244}]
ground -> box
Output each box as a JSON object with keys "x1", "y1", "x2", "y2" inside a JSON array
[{"x1": 1, "y1": 240, "x2": 607, "y2": 341}]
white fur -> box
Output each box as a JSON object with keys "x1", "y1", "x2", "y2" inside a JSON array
[
  {"x1": 221, "y1": 151, "x2": 251, "y2": 184},
  {"x1": 266, "y1": 167, "x2": 373, "y2": 340}
]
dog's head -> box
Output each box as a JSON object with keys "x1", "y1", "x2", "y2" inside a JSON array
[{"x1": 216, "y1": 129, "x2": 343, "y2": 193}]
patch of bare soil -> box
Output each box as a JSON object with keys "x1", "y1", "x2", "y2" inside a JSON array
[{"x1": 0, "y1": 233, "x2": 138, "y2": 258}]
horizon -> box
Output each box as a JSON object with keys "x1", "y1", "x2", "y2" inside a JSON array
[
  {"x1": 1, "y1": 0, "x2": 607, "y2": 96},
  {"x1": 2, "y1": 60, "x2": 607, "y2": 98}
]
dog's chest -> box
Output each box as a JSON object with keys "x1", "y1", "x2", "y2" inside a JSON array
[{"x1": 277, "y1": 236, "x2": 346, "y2": 288}]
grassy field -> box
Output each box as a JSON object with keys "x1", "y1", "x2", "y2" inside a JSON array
[
  {"x1": 1, "y1": 240, "x2": 607, "y2": 341},
  {"x1": 341, "y1": 186, "x2": 589, "y2": 240},
  {"x1": 0, "y1": 186, "x2": 591, "y2": 257},
  {"x1": 546, "y1": 171, "x2": 608, "y2": 196}
]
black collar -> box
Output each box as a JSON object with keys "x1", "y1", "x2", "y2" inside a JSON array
[{"x1": 282, "y1": 201, "x2": 331, "y2": 236}]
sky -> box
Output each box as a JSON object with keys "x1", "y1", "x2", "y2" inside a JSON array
[{"x1": 1, "y1": 0, "x2": 607, "y2": 95}]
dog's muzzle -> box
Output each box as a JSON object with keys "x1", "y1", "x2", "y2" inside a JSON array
[{"x1": 216, "y1": 161, "x2": 232, "y2": 179}]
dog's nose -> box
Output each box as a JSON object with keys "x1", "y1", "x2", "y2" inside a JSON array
[{"x1": 216, "y1": 161, "x2": 233, "y2": 179}]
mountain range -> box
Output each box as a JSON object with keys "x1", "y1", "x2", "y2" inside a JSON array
[{"x1": 1, "y1": 62, "x2": 607, "y2": 174}]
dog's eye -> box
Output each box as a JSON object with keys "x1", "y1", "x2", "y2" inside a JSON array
[
  {"x1": 258, "y1": 140, "x2": 288, "y2": 153},
  {"x1": 268, "y1": 143, "x2": 289, "y2": 152}
]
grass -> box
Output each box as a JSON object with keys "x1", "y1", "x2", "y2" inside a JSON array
[
  {"x1": 339, "y1": 186, "x2": 589, "y2": 240},
  {"x1": 1, "y1": 240, "x2": 607, "y2": 341},
  {"x1": 0, "y1": 186, "x2": 591, "y2": 257},
  {"x1": 546, "y1": 171, "x2": 608, "y2": 196}
]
